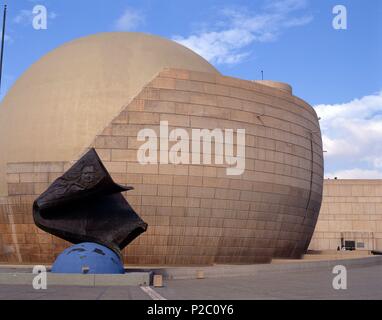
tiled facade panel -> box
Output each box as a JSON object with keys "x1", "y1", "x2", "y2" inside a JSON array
[
  {"x1": 310, "y1": 180, "x2": 382, "y2": 252},
  {"x1": 0, "y1": 69, "x2": 323, "y2": 265}
]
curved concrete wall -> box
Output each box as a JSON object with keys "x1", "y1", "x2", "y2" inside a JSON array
[
  {"x1": 0, "y1": 68, "x2": 323, "y2": 265},
  {"x1": 254, "y1": 81, "x2": 293, "y2": 94}
]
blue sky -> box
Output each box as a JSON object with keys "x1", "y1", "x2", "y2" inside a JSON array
[{"x1": 2, "y1": 0, "x2": 382, "y2": 178}]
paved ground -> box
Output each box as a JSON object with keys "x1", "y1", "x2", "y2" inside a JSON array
[
  {"x1": 0, "y1": 285, "x2": 151, "y2": 300},
  {"x1": 0, "y1": 264, "x2": 381, "y2": 300},
  {"x1": 155, "y1": 265, "x2": 382, "y2": 300}
]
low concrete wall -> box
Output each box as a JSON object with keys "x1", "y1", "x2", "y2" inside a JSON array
[{"x1": 0, "y1": 271, "x2": 152, "y2": 286}]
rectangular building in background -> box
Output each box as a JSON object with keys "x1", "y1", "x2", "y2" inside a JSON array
[{"x1": 310, "y1": 180, "x2": 382, "y2": 252}]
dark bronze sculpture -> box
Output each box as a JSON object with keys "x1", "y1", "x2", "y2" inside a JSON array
[{"x1": 33, "y1": 148, "x2": 148, "y2": 256}]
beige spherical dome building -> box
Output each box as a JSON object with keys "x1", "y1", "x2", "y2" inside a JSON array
[
  {"x1": 0, "y1": 32, "x2": 219, "y2": 196},
  {"x1": 0, "y1": 32, "x2": 323, "y2": 265}
]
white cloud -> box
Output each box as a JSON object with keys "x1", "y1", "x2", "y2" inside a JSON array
[
  {"x1": 49, "y1": 12, "x2": 57, "y2": 20},
  {"x1": 13, "y1": 8, "x2": 57, "y2": 26},
  {"x1": 326, "y1": 169, "x2": 382, "y2": 180},
  {"x1": 264, "y1": 0, "x2": 308, "y2": 13},
  {"x1": 114, "y1": 8, "x2": 145, "y2": 31},
  {"x1": 314, "y1": 91, "x2": 382, "y2": 179},
  {"x1": 13, "y1": 10, "x2": 34, "y2": 25},
  {"x1": 373, "y1": 158, "x2": 382, "y2": 168},
  {"x1": 0, "y1": 31, "x2": 12, "y2": 43},
  {"x1": 322, "y1": 135, "x2": 360, "y2": 158},
  {"x1": 173, "y1": 0, "x2": 313, "y2": 65}
]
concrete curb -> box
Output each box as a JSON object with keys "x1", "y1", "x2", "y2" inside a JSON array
[{"x1": 0, "y1": 272, "x2": 152, "y2": 287}]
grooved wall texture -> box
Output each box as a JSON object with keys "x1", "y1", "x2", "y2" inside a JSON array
[
  {"x1": 0, "y1": 68, "x2": 323, "y2": 265},
  {"x1": 309, "y1": 180, "x2": 382, "y2": 252}
]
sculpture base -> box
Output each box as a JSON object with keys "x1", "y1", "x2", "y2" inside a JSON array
[{"x1": 51, "y1": 242, "x2": 124, "y2": 274}]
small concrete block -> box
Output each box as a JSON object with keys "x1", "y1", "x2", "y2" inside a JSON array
[{"x1": 153, "y1": 274, "x2": 163, "y2": 287}]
